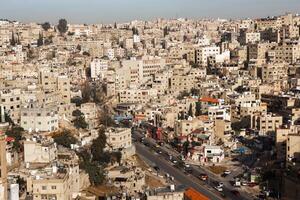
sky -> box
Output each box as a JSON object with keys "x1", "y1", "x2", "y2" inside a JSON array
[{"x1": 0, "y1": 0, "x2": 300, "y2": 24}]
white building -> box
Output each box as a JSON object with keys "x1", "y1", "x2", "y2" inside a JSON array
[
  {"x1": 24, "y1": 137, "x2": 57, "y2": 164},
  {"x1": 20, "y1": 103, "x2": 59, "y2": 132},
  {"x1": 203, "y1": 145, "x2": 224, "y2": 163},
  {"x1": 196, "y1": 46, "x2": 220, "y2": 66},
  {"x1": 90, "y1": 58, "x2": 109, "y2": 79}
]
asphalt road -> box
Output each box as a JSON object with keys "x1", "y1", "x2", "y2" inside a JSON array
[
  {"x1": 133, "y1": 130, "x2": 254, "y2": 200},
  {"x1": 135, "y1": 143, "x2": 224, "y2": 200}
]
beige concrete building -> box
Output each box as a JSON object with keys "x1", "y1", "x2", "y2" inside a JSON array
[
  {"x1": 24, "y1": 138, "x2": 57, "y2": 164},
  {"x1": 20, "y1": 102, "x2": 59, "y2": 132},
  {"x1": 252, "y1": 113, "x2": 283, "y2": 135},
  {"x1": 0, "y1": 88, "x2": 22, "y2": 123},
  {"x1": 105, "y1": 128, "x2": 132, "y2": 150},
  {"x1": 287, "y1": 134, "x2": 300, "y2": 161}
]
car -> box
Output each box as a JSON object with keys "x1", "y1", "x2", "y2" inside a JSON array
[
  {"x1": 241, "y1": 181, "x2": 248, "y2": 186},
  {"x1": 231, "y1": 190, "x2": 240, "y2": 196},
  {"x1": 221, "y1": 173, "x2": 228, "y2": 177},
  {"x1": 184, "y1": 164, "x2": 190, "y2": 168},
  {"x1": 214, "y1": 186, "x2": 223, "y2": 192},
  {"x1": 156, "y1": 149, "x2": 163, "y2": 154},
  {"x1": 172, "y1": 160, "x2": 178, "y2": 164},
  {"x1": 218, "y1": 182, "x2": 224, "y2": 187},
  {"x1": 199, "y1": 173, "x2": 208, "y2": 181},
  {"x1": 224, "y1": 170, "x2": 231, "y2": 175}
]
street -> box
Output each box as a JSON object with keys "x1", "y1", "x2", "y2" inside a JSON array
[{"x1": 133, "y1": 130, "x2": 254, "y2": 200}]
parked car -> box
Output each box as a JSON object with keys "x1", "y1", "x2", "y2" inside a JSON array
[
  {"x1": 199, "y1": 173, "x2": 208, "y2": 181},
  {"x1": 215, "y1": 186, "x2": 223, "y2": 192},
  {"x1": 224, "y1": 170, "x2": 231, "y2": 175}
]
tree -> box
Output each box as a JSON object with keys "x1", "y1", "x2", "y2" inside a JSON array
[
  {"x1": 53, "y1": 129, "x2": 77, "y2": 148},
  {"x1": 91, "y1": 128, "x2": 108, "y2": 163},
  {"x1": 163, "y1": 26, "x2": 169, "y2": 37},
  {"x1": 77, "y1": 150, "x2": 105, "y2": 186},
  {"x1": 71, "y1": 97, "x2": 83, "y2": 107},
  {"x1": 76, "y1": 44, "x2": 81, "y2": 51},
  {"x1": 10, "y1": 32, "x2": 16, "y2": 46},
  {"x1": 72, "y1": 109, "x2": 83, "y2": 117},
  {"x1": 195, "y1": 102, "x2": 202, "y2": 117},
  {"x1": 188, "y1": 104, "x2": 193, "y2": 117},
  {"x1": 73, "y1": 115, "x2": 88, "y2": 129},
  {"x1": 41, "y1": 22, "x2": 51, "y2": 31},
  {"x1": 111, "y1": 151, "x2": 122, "y2": 164},
  {"x1": 87, "y1": 162, "x2": 105, "y2": 185},
  {"x1": 37, "y1": 32, "x2": 43, "y2": 46},
  {"x1": 231, "y1": 115, "x2": 251, "y2": 131},
  {"x1": 57, "y1": 19, "x2": 68, "y2": 35},
  {"x1": 5, "y1": 126, "x2": 24, "y2": 152}
]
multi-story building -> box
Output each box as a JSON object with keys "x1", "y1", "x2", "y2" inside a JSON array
[
  {"x1": 196, "y1": 46, "x2": 220, "y2": 66},
  {"x1": 252, "y1": 113, "x2": 283, "y2": 135},
  {"x1": 105, "y1": 128, "x2": 132, "y2": 150},
  {"x1": 24, "y1": 137, "x2": 57, "y2": 164},
  {"x1": 20, "y1": 102, "x2": 59, "y2": 132},
  {"x1": 0, "y1": 88, "x2": 22, "y2": 123},
  {"x1": 90, "y1": 58, "x2": 109, "y2": 79}
]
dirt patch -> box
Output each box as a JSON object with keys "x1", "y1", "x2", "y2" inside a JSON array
[
  {"x1": 133, "y1": 155, "x2": 149, "y2": 170},
  {"x1": 145, "y1": 174, "x2": 166, "y2": 189},
  {"x1": 85, "y1": 185, "x2": 118, "y2": 197},
  {"x1": 208, "y1": 165, "x2": 227, "y2": 174}
]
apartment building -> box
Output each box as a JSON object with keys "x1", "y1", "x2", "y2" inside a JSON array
[
  {"x1": 239, "y1": 31, "x2": 261, "y2": 45},
  {"x1": 118, "y1": 88, "x2": 158, "y2": 104},
  {"x1": 196, "y1": 46, "x2": 220, "y2": 66},
  {"x1": 105, "y1": 128, "x2": 132, "y2": 150},
  {"x1": 261, "y1": 63, "x2": 288, "y2": 83},
  {"x1": 268, "y1": 41, "x2": 300, "y2": 63},
  {"x1": 90, "y1": 58, "x2": 109, "y2": 79},
  {"x1": 20, "y1": 102, "x2": 59, "y2": 132},
  {"x1": 287, "y1": 134, "x2": 300, "y2": 161},
  {"x1": 24, "y1": 137, "x2": 57, "y2": 164},
  {"x1": 252, "y1": 113, "x2": 283, "y2": 135},
  {"x1": 0, "y1": 88, "x2": 22, "y2": 123}
]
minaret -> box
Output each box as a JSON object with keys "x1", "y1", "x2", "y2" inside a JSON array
[{"x1": 0, "y1": 131, "x2": 7, "y2": 200}]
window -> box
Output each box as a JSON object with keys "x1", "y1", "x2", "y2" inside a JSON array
[
  {"x1": 51, "y1": 186, "x2": 56, "y2": 190},
  {"x1": 42, "y1": 186, "x2": 47, "y2": 190}
]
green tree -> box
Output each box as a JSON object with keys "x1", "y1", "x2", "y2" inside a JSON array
[
  {"x1": 163, "y1": 26, "x2": 169, "y2": 37},
  {"x1": 111, "y1": 151, "x2": 122, "y2": 164},
  {"x1": 10, "y1": 32, "x2": 16, "y2": 46},
  {"x1": 53, "y1": 129, "x2": 77, "y2": 148},
  {"x1": 195, "y1": 102, "x2": 202, "y2": 117},
  {"x1": 41, "y1": 22, "x2": 51, "y2": 31},
  {"x1": 37, "y1": 32, "x2": 43, "y2": 46},
  {"x1": 5, "y1": 126, "x2": 24, "y2": 152},
  {"x1": 91, "y1": 128, "x2": 107, "y2": 162},
  {"x1": 73, "y1": 115, "x2": 88, "y2": 129},
  {"x1": 72, "y1": 109, "x2": 83, "y2": 117},
  {"x1": 86, "y1": 162, "x2": 105, "y2": 185},
  {"x1": 77, "y1": 150, "x2": 105, "y2": 186},
  {"x1": 188, "y1": 104, "x2": 193, "y2": 117},
  {"x1": 57, "y1": 19, "x2": 68, "y2": 35}
]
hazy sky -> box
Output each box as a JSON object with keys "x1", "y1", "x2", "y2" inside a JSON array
[{"x1": 0, "y1": 0, "x2": 299, "y2": 24}]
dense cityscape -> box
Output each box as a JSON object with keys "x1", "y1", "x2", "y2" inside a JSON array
[{"x1": 0, "y1": 11, "x2": 300, "y2": 200}]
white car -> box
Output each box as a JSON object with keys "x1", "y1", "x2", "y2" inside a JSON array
[
  {"x1": 218, "y1": 182, "x2": 224, "y2": 187},
  {"x1": 215, "y1": 186, "x2": 223, "y2": 192},
  {"x1": 224, "y1": 170, "x2": 231, "y2": 175}
]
